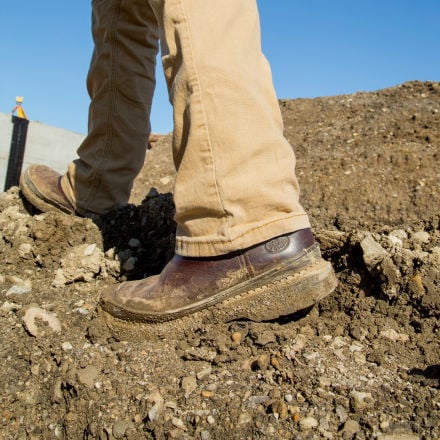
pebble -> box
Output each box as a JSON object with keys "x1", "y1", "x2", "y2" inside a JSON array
[
  {"x1": 349, "y1": 390, "x2": 374, "y2": 410},
  {"x1": 62, "y1": 342, "x2": 73, "y2": 351},
  {"x1": 22, "y1": 307, "x2": 61, "y2": 337},
  {"x1": 112, "y1": 420, "x2": 129, "y2": 439},
  {"x1": 6, "y1": 285, "x2": 32, "y2": 296},
  {"x1": 238, "y1": 412, "x2": 252, "y2": 425},
  {"x1": 171, "y1": 417, "x2": 185, "y2": 430},
  {"x1": 181, "y1": 376, "x2": 197, "y2": 397},
  {"x1": 336, "y1": 405, "x2": 348, "y2": 423},
  {"x1": 200, "y1": 430, "x2": 211, "y2": 440},
  {"x1": 77, "y1": 365, "x2": 99, "y2": 388},
  {"x1": 128, "y1": 238, "x2": 141, "y2": 248},
  {"x1": 341, "y1": 419, "x2": 360, "y2": 438},
  {"x1": 361, "y1": 234, "x2": 389, "y2": 269},
  {"x1": 284, "y1": 393, "x2": 293, "y2": 403},
  {"x1": 1, "y1": 301, "x2": 21, "y2": 313},
  {"x1": 412, "y1": 231, "x2": 430, "y2": 244},
  {"x1": 122, "y1": 256, "x2": 137, "y2": 272},
  {"x1": 197, "y1": 366, "x2": 212, "y2": 380},
  {"x1": 206, "y1": 415, "x2": 215, "y2": 425},
  {"x1": 380, "y1": 329, "x2": 409, "y2": 342},
  {"x1": 231, "y1": 331, "x2": 243, "y2": 345},
  {"x1": 300, "y1": 416, "x2": 319, "y2": 430}
]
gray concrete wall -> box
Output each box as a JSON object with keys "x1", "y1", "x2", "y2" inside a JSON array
[{"x1": 0, "y1": 112, "x2": 85, "y2": 190}]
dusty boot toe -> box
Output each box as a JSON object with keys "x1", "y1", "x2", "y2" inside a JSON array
[{"x1": 20, "y1": 164, "x2": 76, "y2": 215}]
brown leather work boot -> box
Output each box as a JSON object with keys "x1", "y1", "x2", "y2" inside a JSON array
[
  {"x1": 20, "y1": 165, "x2": 77, "y2": 215},
  {"x1": 100, "y1": 229, "x2": 338, "y2": 323}
]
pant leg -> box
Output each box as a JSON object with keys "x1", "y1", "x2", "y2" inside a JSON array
[
  {"x1": 61, "y1": 0, "x2": 159, "y2": 215},
  {"x1": 149, "y1": 0, "x2": 310, "y2": 257}
]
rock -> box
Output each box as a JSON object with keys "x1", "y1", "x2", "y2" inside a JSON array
[
  {"x1": 22, "y1": 307, "x2": 61, "y2": 337},
  {"x1": 412, "y1": 231, "x2": 430, "y2": 244},
  {"x1": 181, "y1": 376, "x2": 197, "y2": 397},
  {"x1": 61, "y1": 342, "x2": 74, "y2": 351},
  {"x1": 300, "y1": 416, "x2": 319, "y2": 430},
  {"x1": 238, "y1": 412, "x2": 252, "y2": 425},
  {"x1": 349, "y1": 390, "x2": 374, "y2": 410},
  {"x1": 231, "y1": 331, "x2": 243, "y2": 345},
  {"x1": 77, "y1": 365, "x2": 99, "y2": 388},
  {"x1": 341, "y1": 419, "x2": 360, "y2": 439},
  {"x1": 6, "y1": 285, "x2": 32, "y2": 296},
  {"x1": 148, "y1": 392, "x2": 164, "y2": 422},
  {"x1": 361, "y1": 234, "x2": 389, "y2": 269},
  {"x1": 128, "y1": 238, "x2": 141, "y2": 248},
  {"x1": 171, "y1": 417, "x2": 185, "y2": 430},
  {"x1": 52, "y1": 243, "x2": 107, "y2": 287},
  {"x1": 197, "y1": 366, "x2": 212, "y2": 380},
  {"x1": 380, "y1": 329, "x2": 409, "y2": 342},
  {"x1": 112, "y1": 420, "x2": 130, "y2": 439}
]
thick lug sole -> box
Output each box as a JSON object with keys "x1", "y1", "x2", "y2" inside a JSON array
[{"x1": 101, "y1": 258, "x2": 337, "y2": 324}]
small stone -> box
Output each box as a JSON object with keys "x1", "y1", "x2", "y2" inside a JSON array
[
  {"x1": 160, "y1": 176, "x2": 171, "y2": 185},
  {"x1": 349, "y1": 390, "x2": 374, "y2": 410},
  {"x1": 201, "y1": 390, "x2": 215, "y2": 398},
  {"x1": 389, "y1": 229, "x2": 407, "y2": 240},
  {"x1": 299, "y1": 416, "x2": 318, "y2": 430},
  {"x1": 336, "y1": 405, "x2": 348, "y2": 423},
  {"x1": 231, "y1": 331, "x2": 243, "y2": 345},
  {"x1": 6, "y1": 285, "x2": 32, "y2": 296},
  {"x1": 197, "y1": 366, "x2": 212, "y2": 380},
  {"x1": 181, "y1": 376, "x2": 197, "y2": 397},
  {"x1": 62, "y1": 342, "x2": 73, "y2": 351},
  {"x1": 18, "y1": 243, "x2": 32, "y2": 257},
  {"x1": 341, "y1": 419, "x2": 360, "y2": 439},
  {"x1": 128, "y1": 238, "x2": 141, "y2": 248},
  {"x1": 284, "y1": 394, "x2": 293, "y2": 403},
  {"x1": 112, "y1": 420, "x2": 129, "y2": 439},
  {"x1": 380, "y1": 329, "x2": 409, "y2": 342},
  {"x1": 253, "y1": 354, "x2": 270, "y2": 370},
  {"x1": 206, "y1": 415, "x2": 215, "y2": 425},
  {"x1": 83, "y1": 244, "x2": 97, "y2": 256},
  {"x1": 238, "y1": 412, "x2": 252, "y2": 425},
  {"x1": 412, "y1": 231, "x2": 430, "y2": 244},
  {"x1": 200, "y1": 430, "x2": 211, "y2": 440},
  {"x1": 171, "y1": 417, "x2": 185, "y2": 430},
  {"x1": 1, "y1": 301, "x2": 21, "y2": 313},
  {"x1": 77, "y1": 365, "x2": 99, "y2": 388},
  {"x1": 22, "y1": 307, "x2": 61, "y2": 337},
  {"x1": 122, "y1": 257, "x2": 137, "y2": 272},
  {"x1": 147, "y1": 392, "x2": 164, "y2": 422},
  {"x1": 361, "y1": 234, "x2": 389, "y2": 269}
]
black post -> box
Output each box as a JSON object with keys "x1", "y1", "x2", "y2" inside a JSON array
[{"x1": 4, "y1": 115, "x2": 29, "y2": 191}]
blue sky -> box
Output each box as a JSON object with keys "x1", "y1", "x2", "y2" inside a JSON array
[{"x1": 0, "y1": 1, "x2": 439, "y2": 135}]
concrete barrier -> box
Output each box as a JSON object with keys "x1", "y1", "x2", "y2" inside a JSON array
[{"x1": 0, "y1": 112, "x2": 85, "y2": 190}]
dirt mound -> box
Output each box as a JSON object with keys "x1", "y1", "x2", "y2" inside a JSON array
[{"x1": 0, "y1": 81, "x2": 439, "y2": 439}]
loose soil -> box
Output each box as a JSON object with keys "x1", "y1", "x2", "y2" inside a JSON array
[{"x1": 0, "y1": 80, "x2": 439, "y2": 439}]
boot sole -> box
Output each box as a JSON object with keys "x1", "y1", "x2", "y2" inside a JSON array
[{"x1": 101, "y1": 258, "x2": 337, "y2": 324}]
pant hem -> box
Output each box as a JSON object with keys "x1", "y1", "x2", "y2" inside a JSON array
[{"x1": 175, "y1": 214, "x2": 311, "y2": 257}]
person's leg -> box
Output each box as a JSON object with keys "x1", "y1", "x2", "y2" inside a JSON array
[
  {"x1": 21, "y1": 0, "x2": 159, "y2": 216},
  {"x1": 101, "y1": 0, "x2": 337, "y2": 323},
  {"x1": 155, "y1": 0, "x2": 310, "y2": 257}
]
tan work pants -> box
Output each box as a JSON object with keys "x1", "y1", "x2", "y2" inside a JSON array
[{"x1": 61, "y1": 0, "x2": 310, "y2": 257}]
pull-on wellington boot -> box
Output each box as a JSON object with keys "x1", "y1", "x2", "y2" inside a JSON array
[{"x1": 100, "y1": 229, "x2": 338, "y2": 323}]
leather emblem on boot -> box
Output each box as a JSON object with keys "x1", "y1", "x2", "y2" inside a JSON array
[{"x1": 265, "y1": 236, "x2": 290, "y2": 254}]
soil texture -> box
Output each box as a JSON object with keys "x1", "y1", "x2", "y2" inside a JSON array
[{"x1": 1, "y1": 81, "x2": 439, "y2": 439}]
